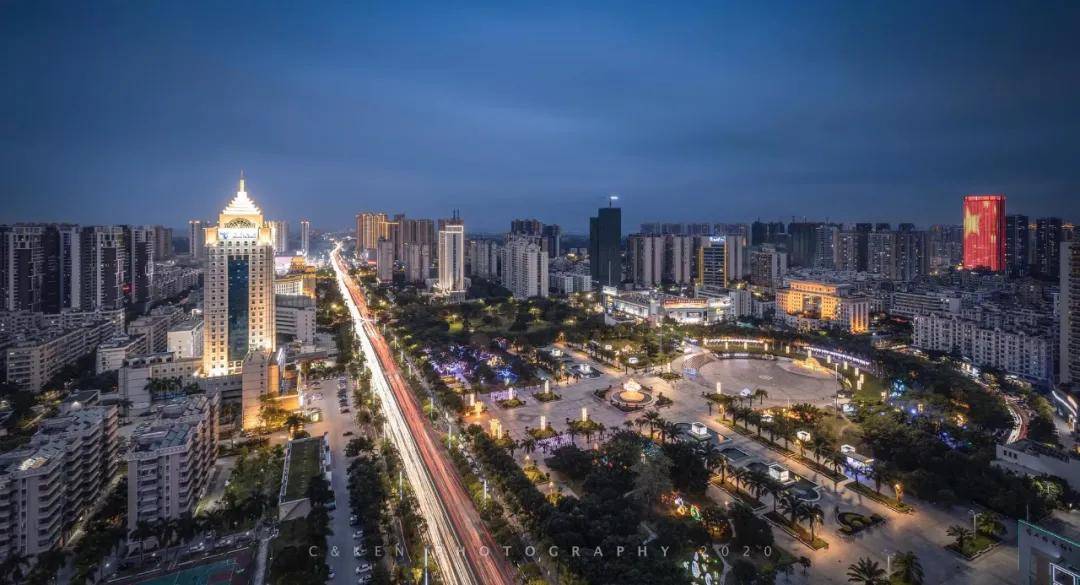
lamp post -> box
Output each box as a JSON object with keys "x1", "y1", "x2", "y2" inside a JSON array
[
  {"x1": 969, "y1": 509, "x2": 980, "y2": 535},
  {"x1": 884, "y1": 549, "x2": 894, "y2": 575}
]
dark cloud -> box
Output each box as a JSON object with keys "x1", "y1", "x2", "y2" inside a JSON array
[{"x1": 2, "y1": 1, "x2": 1078, "y2": 233}]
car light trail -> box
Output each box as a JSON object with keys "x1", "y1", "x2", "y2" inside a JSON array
[{"x1": 331, "y1": 245, "x2": 515, "y2": 585}]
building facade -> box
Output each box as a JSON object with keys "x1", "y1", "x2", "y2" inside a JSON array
[
  {"x1": 502, "y1": 236, "x2": 549, "y2": 299},
  {"x1": 437, "y1": 221, "x2": 466, "y2": 294},
  {"x1": 202, "y1": 177, "x2": 276, "y2": 377},
  {"x1": 963, "y1": 194, "x2": 1006, "y2": 272},
  {"x1": 775, "y1": 279, "x2": 869, "y2": 333},
  {"x1": 913, "y1": 314, "x2": 1054, "y2": 382},
  {"x1": 589, "y1": 206, "x2": 622, "y2": 288},
  {"x1": 126, "y1": 394, "x2": 219, "y2": 543},
  {"x1": 0, "y1": 395, "x2": 119, "y2": 559}
]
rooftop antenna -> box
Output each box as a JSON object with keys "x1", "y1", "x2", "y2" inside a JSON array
[{"x1": 608, "y1": 194, "x2": 620, "y2": 208}]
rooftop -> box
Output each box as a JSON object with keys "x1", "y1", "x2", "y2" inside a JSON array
[{"x1": 283, "y1": 436, "x2": 323, "y2": 502}]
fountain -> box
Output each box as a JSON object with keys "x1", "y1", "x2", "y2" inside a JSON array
[
  {"x1": 794, "y1": 355, "x2": 831, "y2": 374},
  {"x1": 611, "y1": 379, "x2": 655, "y2": 410}
]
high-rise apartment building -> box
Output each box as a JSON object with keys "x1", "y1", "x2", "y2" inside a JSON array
[
  {"x1": 126, "y1": 394, "x2": 219, "y2": 544},
  {"x1": 202, "y1": 177, "x2": 275, "y2": 377},
  {"x1": 270, "y1": 220, "x2": 290, "y2": 255},
  {"x1": 814, "y1": 224, "x2": 840, "y2": 269},
  {"x1": 395, "y1": 217, "x2": 437, "y2": 262},
  {"x1": 1005, "y1": 214, "x2": 1030, "y2": 277},
  {"x1": 666, "y1": 235, "x2": 694, "y2": 285},
  {"x1": 895, "y1": 228, "x2": 930, "y2": 282},
  {"x1": 836, "y1": 230, "x2": 862, "y2": 272},
  {"x1": 0, "y1": 224, "x2": 45, "y2": 312},
  {"x1": 42, "y1": 223, "x2": 81, "y2": 312},
  {"x1": 750, "y1": 244, "x2": 788, "y2": 290},
  {"x1": 355, "y1": 212, "x2": 389, "y2": 257},
  {"x1": 299, "y1": 219, "x2": 310, "y2": 257},
  {"x1": 751, "y1": 221, "x2": 786, "y2": 246},
  {"x1": 639, "y1": 222, "x2": 661, "y2": 236},
  {"x1": 404, "y1": 242, "x2": 430, "y2": 284},
  {"x1": 697, "y1": 237, "x2": 726, "y2": 288},
  {"x1": 867, "y1": 231, "x2": 897, "y2": 279},
  {"x1": 502, "y1": 236, "x2": 548, "y2": 299},
  {"x1": 1036, "y1": 217, "x2": 1064, "y2": 279},
  {"x1": 541, "y1": 224, "x2": 561, "y2": 258},
  {"x1": 79, "y1": 225, "x2": 128, "y2": 311},
  {"x1": 686, "y1": 223, "x2": 711, "y2": 237},
  {"x1": 127, "y1": 225, "x2": 155, "y2": 305},
  {"x1": 153, "y1": 225, "x2": 173, "y2": 260},
  {"x1": 468, "y1": 239, "x2": 500, "y2": 280},
  {"x1": 437, "y1": 217, "x2": 466, "y2": 294},
  {"x1": 589, "y1": 205, "x2": 622, "y2": 288},
  {"x1": 787, "y1": 222, "x2": 821, "y2": 267},
  {"x1": 1062, "y1": 241, "x2": 1080, "y2": 386},
  {"x1": 188, "y1": 219, "x2": 206, "y2": 260},
  {"x1": 510, "y1": 219, "x2": 543, "y2": 236},
  {"x1": 962, "y1": 194, "x2": 1006, "y2": 271},
  {"x1": 628, "y1": 234, "x2": 664, "y2": 288},
  {"x1": 930, "y1": 224, "x2": 964, "y2": 271},
  {"x1": 0, "y1": 394, "x2": 119, "y2": 559},
  {"x1": 376, "y1": 239, "x2": 395, "y2": 283}
]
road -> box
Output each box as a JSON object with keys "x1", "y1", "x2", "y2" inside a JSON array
[
  {"x1": 301, "y1": 375, "x2": 369, "y2": 583},
  {"x1": 331, "y1": 245, "x2": 516, "y2": 585}
]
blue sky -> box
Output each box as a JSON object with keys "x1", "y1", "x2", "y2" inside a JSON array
[{"x1": 3, "y1": 1, "x2": 1078, "y2": 233}]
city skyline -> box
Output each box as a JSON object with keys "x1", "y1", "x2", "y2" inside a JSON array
[{"x1": 4, "y1": 2, "x2": 1080, "y2": 231}]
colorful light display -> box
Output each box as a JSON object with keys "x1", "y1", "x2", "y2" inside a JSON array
[{"x1": 962, "y1": 194, "x2": 1005, "y2": 271}]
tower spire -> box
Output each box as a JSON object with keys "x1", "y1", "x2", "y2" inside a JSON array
[{"x1": 239, "y1": 169, "x2": 246, "y2": 193}]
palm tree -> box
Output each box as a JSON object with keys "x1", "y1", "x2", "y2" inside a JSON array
[
  {"x1": 977, "y1": 512, "x2": 1004, "y2": 538},
  {"x1": 730, "y1": 466, "x2": 748, "y2": 491},
  {"x1": 829, "y1": 450, "x2": 847, "y2": 490},
  {"x1": 891, "y1": 551, "x2": 924, "y2": 585},
  {"x1": 801, "y1": 503, "x2": 824, "y2": 541},
  {"x1": 697, "y1": 442, "x2": 723, "y2": 475},
  {"x1": 846, "y1": 557, "x2": 886, "y2": 584},
  {"x1": 714, "y1": 394, "x2": 735, "y2": 419},
  {"x1": 717, "y1": 457, "x2": 731, "y2": 486},
  {"x1": 745, "y1": 410, "x2": 763, "y2": 435},
  {"x1": 766, "y1": 479, "x2": 784, "y2": 513},
  {"x1": 753, "y1": 388, "x2": 769, "y2": 406},
  {"x1": 633, "y1": 415, "x2": 650, "y2": 436},
  {"x1": 284, "y1": 412, "x2": 306, "y2": 437},
  {"x1": 642, "y1": 411, "x2": 662, "y2": 438},
  {"x1": 811, "y1": 435, "x2": 831, "y2": 464},
  {"x1": 0, "y1": 553, "x2": 29, "y2": 584},
  {"x1": 947, "y1": 525, "x2": 974, "y2": 551},
  {"x1": 659, "y1": 420, "x2": 680, "y2": 444},
  {"x1": 566, "y1": 426, "x2": 580, "y2": 445},
  {"x1": 779, "y1": 493, "x2": 806, "y2": 527}
]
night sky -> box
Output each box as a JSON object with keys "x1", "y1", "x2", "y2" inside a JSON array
[{"x1": 3, "y1": 1, "x2": 1078, "y2": 233}]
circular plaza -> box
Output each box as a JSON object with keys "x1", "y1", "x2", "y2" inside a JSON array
[{"x1": 691, "y1": 355, "x2": 842, "y2": 408}]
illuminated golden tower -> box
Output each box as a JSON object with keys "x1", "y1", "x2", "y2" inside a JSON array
[{"x1": 202, "y1": 175, "x2": 276, "y2": 376}]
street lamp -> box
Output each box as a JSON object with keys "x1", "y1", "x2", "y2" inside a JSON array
[{"x1": 969, "y1": 509, "x2": 980, "y2": 535}]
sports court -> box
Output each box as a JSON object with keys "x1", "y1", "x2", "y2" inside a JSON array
[{"x1": 135, "y1": 557, "x2": 243, "y2": 585}]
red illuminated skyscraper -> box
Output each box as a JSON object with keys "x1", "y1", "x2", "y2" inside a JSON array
[{"x1": 962, "y1": 194, "x2": 1006, "y2": 271}]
